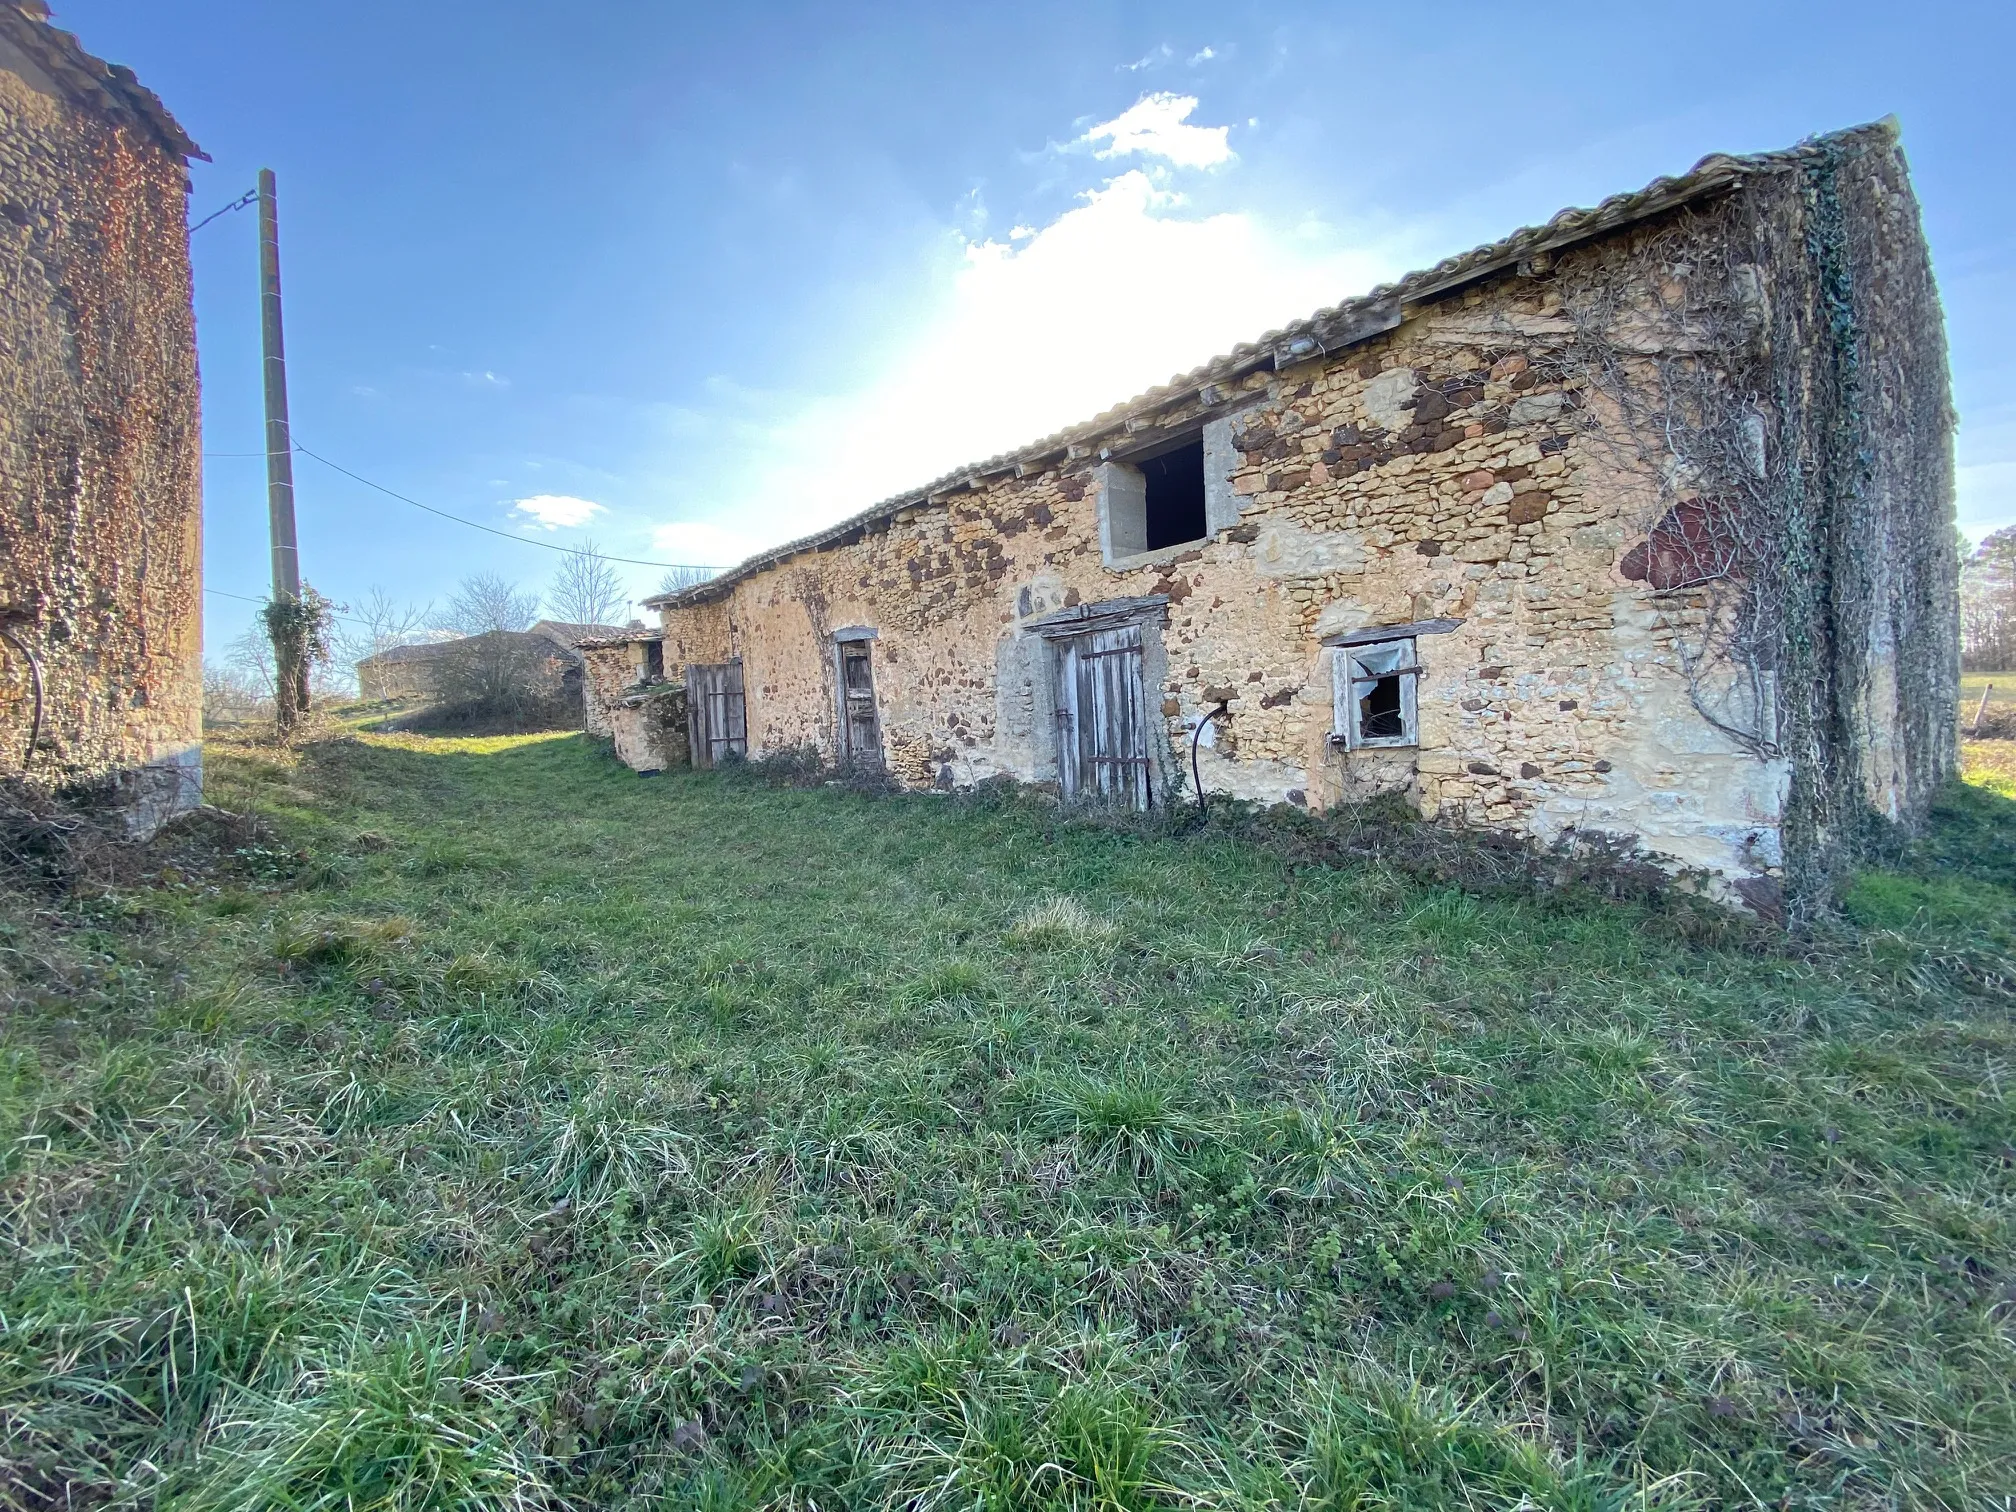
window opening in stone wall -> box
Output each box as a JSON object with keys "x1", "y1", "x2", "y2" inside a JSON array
[
  {"x1": 1332, "y1": 637, "x2": 1419, "y2": 749},
  {"x1": 1139, "y1": 439, "x2": 1207, "y2": 551},
  {"x1": 643, "y1": 641, "x2": 665, "y2": 681}
]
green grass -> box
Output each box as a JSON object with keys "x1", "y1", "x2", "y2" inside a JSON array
[{"x1": 2, "y1": 726, "x2": 2013, "y2": 1509}]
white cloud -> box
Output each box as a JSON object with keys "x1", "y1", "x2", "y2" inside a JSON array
[
  {"x1": 1085, "y1": 93, "x2": 1233, "y2": 169},
  {"x1": 648, "y1": 519, "x2": 762, "y2": 569},
  {"x1": 1120, "y1": 44, "x2": 1172, "y2": 72},
  {"x1": 462, "y1": 369, "x2": 510, "y2": 388},
  {"x1": 642, "y1": 139, "x2": 1406, "y2": 565},
  {"x1": 511, "y1": 493, "x2": 605, "y2": 531},
  {"x1": 1189, "y1": 46, "x2": 1217, "y2": 64}
]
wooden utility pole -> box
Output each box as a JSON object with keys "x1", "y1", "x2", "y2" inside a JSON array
[{"x1": 257, "y1": 167, "x2": 308, "y2": 726}]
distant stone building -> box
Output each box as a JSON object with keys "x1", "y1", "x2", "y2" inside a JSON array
[
  {"x1": 354, "y1": 640, "x2": 446, "y2": 702},
  {"x1": 358, "y1": 620, "x2": 625, "y2": 715},
  {"x1": 0, "y1": 4, "x2": 206, "y2": 832},
  {"x1": 607, "y1": 122, "x2": 1957, "y2": 916}
]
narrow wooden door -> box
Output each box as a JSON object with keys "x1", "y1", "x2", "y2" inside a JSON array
[
  {"x1": 1054, "y1": 625, "x2": 1152, "y2": 808},
  {"x1": 686, "y1": 661, "x2": 747, "y2": 768},
  {"x1": 837, "y1": 640, "x2": 882, "y2": 767}
]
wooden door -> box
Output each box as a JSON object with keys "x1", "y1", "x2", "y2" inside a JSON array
[
  {"x1": 1055, "y1": 625, "x2": 1152, "y2": 808},
  {"x1": 837, "y1": 640, "x2": 882, "y2": 767},
  {"x1": 686, "y1": 661, "x2": 747, "y2": 768}
]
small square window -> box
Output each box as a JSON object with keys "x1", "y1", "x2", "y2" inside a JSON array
[
  {"x1": 1099, "y1": 438, "x2": 1212, "y2": 562},
  {"x1": 1333, "y1": 637, "x2": 1418, "y2": 748}
]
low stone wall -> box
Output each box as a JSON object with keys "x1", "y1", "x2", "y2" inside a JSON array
[{"x1": 611, "y1": 685, "x2": 688, "y2": 773}]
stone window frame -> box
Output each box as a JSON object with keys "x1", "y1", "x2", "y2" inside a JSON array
[
  {"x1": 1096, "y1": 413, "x2": 1248, "y2": 570},
  {"x1": 1324, "y1": 617, "x2": 1464, "y2": 751}
]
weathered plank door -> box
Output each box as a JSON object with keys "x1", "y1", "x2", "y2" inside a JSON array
[
  {"x1": 836, "y1": 640, "x2": 882, "y2": 767},
  {"x1": 1054, "y1": 625, "x2": 1152, "y2": 808},
  {"x1": 686, "y1": 661, "x2": 747, "y2": 768}
]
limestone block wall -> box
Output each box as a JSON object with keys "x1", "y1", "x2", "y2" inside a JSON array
[
  {"x1": 356, "y1": 656, "x2": 436, "y2": 704},
  {"x1": 581, "y1": 640, "x2": 690, "y2": 772},
  {"x1": 0, "y1": 23, "x2": 201, "y2": 832}
]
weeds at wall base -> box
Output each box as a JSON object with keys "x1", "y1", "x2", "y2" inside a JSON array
[{"x1": 706, "y1": 742, "x2": 1759, "y2": 943}]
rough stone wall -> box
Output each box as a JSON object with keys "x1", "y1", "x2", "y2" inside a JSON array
[
  {"x1": 581, "y1": 645, "x2": 629, "y2": 739},
  {"x1": 0, "y1": 31, "x2": 200, "y2": 832},
  {"x1": 580, "y1": 641, "x2": 690, "y2": 772},
  {"x1": 610, "y1": 689, "x2": 687, "y2": 773},
  {"x1": 650, "y1": 145, "x2": 1951, "y2": 904},
  {"x1": 1745, "y1": 131, "x2": 1956, "y2": 904}
]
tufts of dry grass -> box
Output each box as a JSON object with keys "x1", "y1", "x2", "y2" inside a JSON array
[{"x1": 0, "y1": 723, "x2": 2010, "y2": 1508}]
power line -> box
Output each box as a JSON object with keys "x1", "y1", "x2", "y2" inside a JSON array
[
  {"x1": 204, "y1": 586, "x2": 372, "y2": 627},
  {"x1": 288, "y1": 441, "x2": 726, "y2": 571},
  {"x1": 190, "y1": 187, "x2": 256, "y2": 234}
]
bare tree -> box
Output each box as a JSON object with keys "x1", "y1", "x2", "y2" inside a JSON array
[
  {"x1": 203, "y1": 661, "x2": 271, "y2": 725},
  {"x1": 548, "y1": 541, "x2": 628, "y2": 627},
  {"x1": 225, "y1": 624, "x2": 277, "y2": 702},
  {"x1": 1962, "y1": 526, "x2": 2016, "y2": 672},
  {"x1": 655, "y1": 565, "x2": 714, "y2": 598},
  {"x1": 427, "y1": 573, "x2": 560, "y2": 723},
  {"x1": 446, "y1": 573, "x2": 540, "y2": 635},
  {"x1": 337, "y1": 587, "x2": 435, "y2": 668}
]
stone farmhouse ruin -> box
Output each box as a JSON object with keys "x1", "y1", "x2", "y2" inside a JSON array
[
  {"x1": 356, "y1": 620, "x2": 622, "y2": 713},
  {"x1": 587, "y1": 122, "x2": 1956, "y2": 916},
  {"x1": 0, "y1": 4, "x2": 205, "y2": 833}
]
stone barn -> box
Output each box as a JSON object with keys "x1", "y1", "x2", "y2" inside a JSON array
[
  {"x1": 626, "y1": 122, "x2": 1956, "y2": 916},
  {"x1": 0, "y1": 4, "x2": 205, "y2": 833},
  {"x1": 579, "y1": 629, "x2": 688, "y2": 774}
]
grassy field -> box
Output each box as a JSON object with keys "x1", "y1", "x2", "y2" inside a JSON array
[
  {"x1": 2, "y1": 727, "x2": 2013, "y2": 1510},
  {"x1": 1962, "y1": 674, "x2": 2012, "y2": 706}
]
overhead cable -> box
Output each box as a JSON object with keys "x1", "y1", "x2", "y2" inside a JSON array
[{"x1": 287, "y1": 441, "x2": 726, "y2": 571}]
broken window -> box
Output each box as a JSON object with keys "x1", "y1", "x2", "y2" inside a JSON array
[
  {"x1": 1139, "y1": 440, "x2": 1207, "y2": 550},
  {"x1": 1332, "y1": 637, "x2": 1419, "y2": 748},
  {"x1": 1099, "y1": 438, "x2": 1209, "y2": 561}
]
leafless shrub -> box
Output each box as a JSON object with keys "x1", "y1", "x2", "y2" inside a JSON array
[{"x1": 446, "y1": 573, "x2": 540, "y2": 636}]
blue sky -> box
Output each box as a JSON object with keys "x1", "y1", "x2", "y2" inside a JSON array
[{"x1": 52, "y1": 0, "x2": 2016, "y2": 652}]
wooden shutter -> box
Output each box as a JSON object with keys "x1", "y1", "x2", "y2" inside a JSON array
[
  {"x1": 1055, "y1": 624, "x2": 1151, "y2": 809},
  {"x1": 837, "y1": 641, "x2": 881, "y2": 766},
  {"x1": 686, "y1": 661, "x2": 747, "y2": 768}
]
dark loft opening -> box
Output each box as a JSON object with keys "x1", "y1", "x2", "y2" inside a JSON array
[
  {"x1": 1358, "y1": 675, "x2": 1404, "y2": 740},
  {"x1": 1139, "y1": 439, "x2": 1207, "y2": 550},
  {"x1": 643, "y1": 641, "x2": 665, "y2": 681}
]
